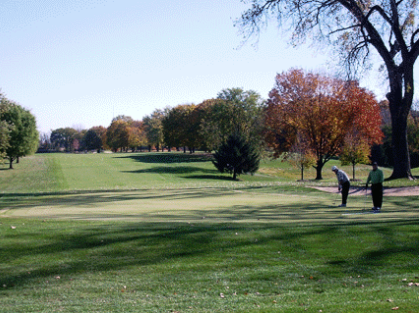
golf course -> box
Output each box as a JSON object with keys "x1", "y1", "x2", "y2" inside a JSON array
[{"x1": 0, "y1": 152, "x2": 418, "y2": 312}]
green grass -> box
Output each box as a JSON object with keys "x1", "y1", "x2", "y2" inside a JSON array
[{"x1": 1, "y1": 152, "x2": 419, "y2": 312}]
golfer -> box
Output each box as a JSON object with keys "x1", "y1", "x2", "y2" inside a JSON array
[
  {"x1": 366, "y1": 162, "x2": 384, "y2": 211},
  {"x1": 331, "y1": 166, "x2": 350, "y2": 207}
]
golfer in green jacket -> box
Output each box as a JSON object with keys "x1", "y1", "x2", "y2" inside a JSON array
[{"x1": 366, "y1": 162, "x2": 384, "y2": 211}]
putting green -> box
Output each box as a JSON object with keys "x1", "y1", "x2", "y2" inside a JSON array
[{"x1": 1, "y1": 187, "x2": 417, "y2": 223}]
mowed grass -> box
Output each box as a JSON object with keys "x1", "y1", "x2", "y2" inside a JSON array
[{"x1": 1, "y1": 152, "x2": 419, "y2": 312}]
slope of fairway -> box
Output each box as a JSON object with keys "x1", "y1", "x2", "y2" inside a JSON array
[
  {"x1": 1, "y1": 153, "x2": 419, "y2": 312},
  {"x1": 1, "y1": 152, "x2": 284, "y2": 194}
]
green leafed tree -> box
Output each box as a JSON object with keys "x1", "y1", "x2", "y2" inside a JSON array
[
  {"x1": 236, "y1": 0, "x2": 419, "y2": 179},
  {"x1": 213, "y1": 133, "x2": 260, "y2": 180},
  {"x1": 199, "y1": 88, "x2": 265, "y2": 151},
  {"x1": 83, "y1": 126, "x2": 106, "y2": 152},
  {"x1": 0, "y1": 95, "x2": 13, "y2": 163},
  {"x1": 143, "y1": 109, "x2": 165, "y2": 152},
  {"x1": 0, "y1": 99, "x2": 39, "y2": 169}
]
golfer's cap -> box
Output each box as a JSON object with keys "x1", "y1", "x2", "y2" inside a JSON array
[
  {"x1": 372, "y1": 162, "x2": 378, "y2": 166},
  {"x1": 331, "y1": 166, "x2": 338, "y2": 171}
]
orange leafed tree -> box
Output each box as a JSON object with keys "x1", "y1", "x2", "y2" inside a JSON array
[{"x1": 265, "y1": 69, "x2": 383, "y2": 179}]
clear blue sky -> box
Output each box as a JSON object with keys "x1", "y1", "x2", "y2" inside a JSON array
[{"x1": 0, "y1": 0, "x2": 410, "y2": 134}]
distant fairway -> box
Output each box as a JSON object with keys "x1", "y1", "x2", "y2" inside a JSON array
[{"x1": 1, "y1": 153, "x2": 419, "y2": 312}]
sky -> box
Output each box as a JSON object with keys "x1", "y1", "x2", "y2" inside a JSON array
[{"x1": 0, "y1": 0, "x2": 415, "y2": 134}]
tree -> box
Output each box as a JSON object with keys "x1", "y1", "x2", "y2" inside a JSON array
[
  {"x1": 162, "y1": 104, "x2": 193, "y2": 152},
  {"x1": 106, "y1": 119, "x2": 130, "y2": 152},
  {"x1": 213, "y1": 133, "x2": 260, "y2": 180},
  {"x1": 0, "y1": 96, "x2": 13, "y2": 163},
  {"x1": 1, "y1": 100, "x2": 39, "y2": 169},
  {"x1": 237, "y1": 0, "x2": 419, "y2": 179},
  {"x1": 265, "y1": 69, "x2": 383, "y2": 179},
  {"x1": 199, "y1": 88, "x2": 265, "y2": 151},
  {"x1": 83, "y1": 127, "x2": 105, "y2": 151},
  {"x1": 50, "y1": 127, "x2": 78, "y2": 152},
  {"x1": 128, "y1": 120, "x2": 147, "y2": 151},
  {"x1": 286, "y1": 134, "x2": 317, "y2": 181},
  {"x1": 340, "y1": 131, "x2": 371, "y2": 180},
  {"x1": 143, "y1": 109, "x2": 165, "y2": 151}
]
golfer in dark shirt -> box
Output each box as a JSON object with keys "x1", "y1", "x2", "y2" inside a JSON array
[
  {"x1": 332, "y1": 166, "x2": 350, "y2": 207},
  {"x1": 366, "y1": 162, "x2": 384, "y2": 211}
]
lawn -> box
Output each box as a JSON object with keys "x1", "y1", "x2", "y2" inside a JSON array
[{"x1": 0, "y1": 152, "x2": 418, "y2": 312}]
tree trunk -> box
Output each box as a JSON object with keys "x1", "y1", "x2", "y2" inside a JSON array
[
  {"x1": 314, "y1": 159, "x2": 324, "y2": 180},
  {"x1": 9, "y1": 157, "x2": 14, "y2": 169},
  {"x1": 389, "y1": 110, "x2": 412, "y2": 179},
  {"x1": 17, "y1": 157, "x2": 20, "y2": 163},
  {"x1": 233, "y1": 168, "x2": 237, "y2": 180},
  {"x1": 352, "y1": 162, "x2": 355, "y2": 181},
  {"x1": 301, "y1": 165, "x2": 304, "y2": 181},
  {"x1": 387, "y1": 78, "x2": 413, "y2": 179}
]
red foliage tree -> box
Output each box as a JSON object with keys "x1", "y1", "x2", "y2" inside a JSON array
[{"x1": 265, "y1": 69, "x2": 383, "y2": 179}]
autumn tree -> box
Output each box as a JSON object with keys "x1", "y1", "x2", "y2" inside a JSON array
[
  {"x1": 286, "y1": 134, "x2": 316, "y2": 181},
  {"x1": 128, "y1": 120, "x2": 147, "y2": 151},
  {"x1": 106, "y1": 119, "x2": 130, "y2": 152},
  {"x1": 340, "y1": 131, "x2": 371, "y2": 180},
  {"x1": 162, "y1": 104, "x2": 195, "y2": 152},
  {"x1": 265, "y1": 69, "x2": 383, "y2": 179},
  {"x1": 237, "y1": 0, "x2": 419, "y2": 179}
]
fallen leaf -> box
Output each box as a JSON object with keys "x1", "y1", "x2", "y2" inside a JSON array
[
  {"x1": 408, "y1": 282, "x2": 414, "y2": 286},
  {"x1": 55, "y1": 276, "x2": 60, "y2": 280},
  {"x1": 392, "y1": 307, "x2": 399, "y2": 310},
  {"x1": 415, "y1": 283, "x2": 419, "y2": 287},
  {"x1": 387, "y1": 299, "x2": 393, "y2": 302},
  {"x1": 10, "y1": 226, "x2": 16, "y2": 229},
  {"x1": 309, "y1": 276, "x2": 314, "y2": 280},
  {"x1": 220, "y1": 293, "x2": 225, "y2": 298}
]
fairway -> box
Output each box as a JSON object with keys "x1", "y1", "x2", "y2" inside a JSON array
[{"x1": 1, "y1": 153, "x2": 419, "y2": 312}]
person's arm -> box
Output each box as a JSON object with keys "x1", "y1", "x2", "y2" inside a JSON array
[
  {"x1": 379, "y1": 170, "x2": 384, "y2": 183},
  {"x1": 366, "y1": 172, "x2": 371, "y2": 189}
]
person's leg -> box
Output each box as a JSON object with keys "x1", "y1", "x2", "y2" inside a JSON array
[
  {"x1": 371, "y1": 184, "x2": 379, "y2": 209},
  {"x1": 376, "y1": 183, "x2": 383, "y2": 208},
  {"x1": 341, "y1": 182, "x2": 350, "y2": 205}
]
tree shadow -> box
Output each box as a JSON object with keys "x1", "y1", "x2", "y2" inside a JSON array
[
  {"x1": 122, "y1": 166, "x2": 217, "y2": 175},
  {"x1": 115, "y1": 153, "x2": 214, "y2": 164},
  {"x1": 1, "y1": 218, "x2": 418, "y2": 291}
]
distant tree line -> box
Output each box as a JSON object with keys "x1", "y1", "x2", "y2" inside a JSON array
[{"x1": 5, "y1": 68, "x2": 419, "y2": 180}]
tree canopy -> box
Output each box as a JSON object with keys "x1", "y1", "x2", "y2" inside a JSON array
[
  {"x1": 0, "y1": 98, "x2": 39, "y2": 168},
  {"x1": 265, "y1": 69, "x2": 383, "y2": 179},
  {"x1": 213, "y1": 132, "x2": 260, "y2": 180},
  {"x1": 236, "y1": 0, "x2": 419, "y2": 179}
]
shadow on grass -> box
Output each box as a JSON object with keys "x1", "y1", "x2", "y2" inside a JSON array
[
  {"x1": 122, "y1": 166, "x2": 218, "y2": 175},
  {"x1": 115, "y1": 152, "x2": 214, "y2": 164},
  {"x1": 1, "y1": 218, "x2": 418, "y2": 290}
]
